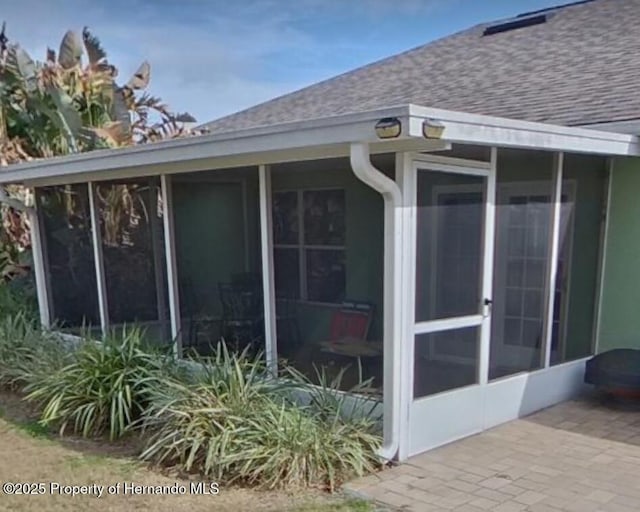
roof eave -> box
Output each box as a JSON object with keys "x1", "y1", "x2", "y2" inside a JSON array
[
  {"x1": 1, "y1": 104, "x2": 639, "y2": 186},
  {"x1": 407, "y1": 105, "x2": 640, "y2": 156}
]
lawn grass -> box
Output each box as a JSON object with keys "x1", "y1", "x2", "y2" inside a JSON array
[
  {"x1": 291, "y1": 499, "x2": 374, "y2": 511},
  {"x1": 0, "y1": 391, "x2": 382, "y2": 512}
]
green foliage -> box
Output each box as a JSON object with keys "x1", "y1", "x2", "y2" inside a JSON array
[
  {"x1": 0, "y1": 312, "x2": 68, "y2": 389},
  {"x1": 24, "y1": 326, "x2": 172, "y2": 440},
  {"x1": 0, "y1": 321, "x2": 382, "y2": 490},
  {"x1": 140, "y1": 343, "x2": 382, "y2": 491},
  {"x1": 0, "y1": 280, "x2": 37, "y2": 322},
  {"x1": 0, "y1": 23, "x2": 198, "y2": 165},
  {"x1": 292, "y1": 500, "x2": 374, "y2": 512}
]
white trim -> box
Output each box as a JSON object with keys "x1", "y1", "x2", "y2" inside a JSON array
[
  {"x1": 87, "y1": 182, "x2": 109, "y2": 335},
  {"x1": 28, "y1": 200, "x2": 51, "y2": 328},
  {"x1": 407, "y1": 104, "x2": 639, "y2": 155},
  {"x1": 409, "y1": 152, "x2": 491, "y2": 170},
  {"x1": 3, "y1": 104, "x2": 638, "y2": 187},
  {"x1": 259, "y1": 165, "x2": 278, "y2": 374},
  {"x1": 160, "y1": 174, "x2": 182, "y2": 355},
  {"x1": 479, "y1": 147, "x2": 497, "y2": 385},
  {"x1": 414, "y1": 315, "x2": 484, "y2": 335},
  {"x1": 414, "y1": 161, "x2": 490, "y2": 177},
  {"x1": 483, "y1": 357, "x2": 588, "y2": 430},
  {"x1": 396, "y1": 152, "x2": 416, "y2": 462},
  {"x1": 4, "y1": 107, "x2": 421, "y2": 185},
  {"x1": 594, "y1": 158, "x2": 614, "y2": 354},
  {"x1": 542, "y1": 153, "x2": 564, "y2": 368},
  {"x1": 350, "y1": 143, "x2": 403, "y2": 462}
]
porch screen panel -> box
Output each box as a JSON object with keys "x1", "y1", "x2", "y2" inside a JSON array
[
  {"x1": 551, "y1": 155, "x2": 607, "y2": 365},
  {"x1": 95, "y1": 178, "x2": 170, "y2": 344},
  {"x1": 171, "y1": 167, "x2": 265, "y2": 356},
  {"x1": 37, "y1": 184, "x2": 100, "y2": 331},
  {"x1": 489, "y1": 150, "x2": 554, "y2": 380},
  {"x1": 414, "y1": 327, "x2": 480, "y2": 398},
  {"x1": 271, "y1": 157, "x2": 387, "y2": 394},
  {"x1": 415, "y1": 172, "x2": 485, "y2": 322}
]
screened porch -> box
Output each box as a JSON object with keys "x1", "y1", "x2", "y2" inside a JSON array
[{"x1": 35, "y1": 155, "x2": 395, "y2": 395}]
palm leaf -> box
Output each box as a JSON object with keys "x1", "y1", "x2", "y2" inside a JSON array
[
  {"x1": 58, "y1": 30, "x2": 83, "y2": 69},
  {"x1": 175, "y1": 112, "x2": 197, "y2": 123},
  {"x1": 126, "y1": 61, "x2": 150, "y2": 90},
  {"x1": 82, "y1": 27, "x2": 106, "y2": 65}
]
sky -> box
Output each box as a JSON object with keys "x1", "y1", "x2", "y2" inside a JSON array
[{"x1": 3, "y1": 0, "x2": 568, "y2": 124}]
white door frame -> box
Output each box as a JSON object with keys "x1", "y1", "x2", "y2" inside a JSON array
[{"x1": 405, "y1": 151, "x2": 497, "y2": 455}]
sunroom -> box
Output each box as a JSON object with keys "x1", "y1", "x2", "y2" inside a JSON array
[{"x1": 2, "y1": 104, "x2": 638, "y2": 461}]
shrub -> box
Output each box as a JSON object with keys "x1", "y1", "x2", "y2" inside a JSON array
[
  {"x1": 140, "y1": 344, "x2": 382, "y2": 491},
  {"x1": 0, "y1": 280, "x2": 37, "y2": 323},
  {"x1": 24, "y1": 326, "x2": 171, "y2": 440},
  {"x1": 0, "y1": 312, "x2": 69, "y2": 390}
]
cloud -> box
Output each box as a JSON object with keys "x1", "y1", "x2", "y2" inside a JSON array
[{"x1": 0, "y1": 0, "x2": 452, "y2": 122}]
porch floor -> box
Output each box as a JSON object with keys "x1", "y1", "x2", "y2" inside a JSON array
[{"x1": 346, "y1": 394, "x2": 640, "y2": 511}]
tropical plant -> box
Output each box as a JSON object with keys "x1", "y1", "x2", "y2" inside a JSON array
[
  {"x1": 140, "y1": 344, "x2": 382, "y2": 491},
  {"x1": 0, "y1": 312, "x2": 68, "y2": 389},
  {"x1": 24, "y1": 326, "x2": 172, "y2": 440},
  {"x1": 0, "y1": 22, "x2": 198, "y2": 269},
  {"x1": 0, "y1": 279, "x2": 37, "y2": 322},
  {"x1": 0, "y1": 22, "x2": 197, "y2": 164}
]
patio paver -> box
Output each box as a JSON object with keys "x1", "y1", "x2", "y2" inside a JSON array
[{"x1": 346, "y1": 397, "x2": 640, "y2": 511}]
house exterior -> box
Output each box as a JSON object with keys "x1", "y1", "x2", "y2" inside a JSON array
[{"x1": 2, "y1": 0, "x2": 640, "y2": 461}]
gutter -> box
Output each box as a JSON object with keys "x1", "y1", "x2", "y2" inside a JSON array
[{"x1": 350, "y1": 142, "x2": 403, "y2": 462}]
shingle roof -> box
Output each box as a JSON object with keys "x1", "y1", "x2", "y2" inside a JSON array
[{"x1": 202, "y1": 0, "x2": 640, "y2": 134}]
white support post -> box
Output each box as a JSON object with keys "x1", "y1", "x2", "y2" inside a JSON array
[
  {"x1": 28, "y1": 195, "x2": 51, "y2": 328},
  {"x1": 259, "y1": 164, "x2": 278, "y2": 374},
  {"x1": 396, "y1": 152, "x2": 415, "y2": 462},
  {"x1": 542, "y1": 152, "x2": 564, "y2": 368},
  {"x1": 88, "y1": 182, "x2": 109, "y2": 336},
  {"x1": 160, "y1": 174, "x2": 182, "y2": 356},
  {"x1": 478, "y1": 148, "x2": 497, "y2": 385}
]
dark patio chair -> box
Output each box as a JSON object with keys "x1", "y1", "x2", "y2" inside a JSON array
[
  {"x1": 219, "y1": 282, "x2": 264, "y2": 352},
  {"x1": 275, "y1": 291, "x2": 300, "y2": 352}
]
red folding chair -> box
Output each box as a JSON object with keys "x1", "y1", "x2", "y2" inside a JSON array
[{"x1": 329, "y1": 301, "x2": 373, "y2": 341}]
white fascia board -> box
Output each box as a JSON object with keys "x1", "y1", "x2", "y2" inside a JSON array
[
  {"x1": 0, "y1": 106, "x2": 416, "y2": 186},
  {"x1": 4, "y1": 103, "x2": 639, "y2": 186},
  {"x1": 407, "y1": 104, "x2": 640, "y2": 156}
]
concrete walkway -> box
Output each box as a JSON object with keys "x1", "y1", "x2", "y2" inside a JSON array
[{"x1": 346, "y1": 397, "x2": 640, "y2": 511}]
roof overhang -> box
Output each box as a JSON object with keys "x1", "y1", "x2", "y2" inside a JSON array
[{"x1": 1, "y1": 104, "x2": 639, "y2": 187}]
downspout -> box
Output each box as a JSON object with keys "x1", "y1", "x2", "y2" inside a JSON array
[{"x1": 350, "y1": 142, "x2": 403, "y2": 461}]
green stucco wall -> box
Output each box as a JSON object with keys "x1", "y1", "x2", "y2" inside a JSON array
[
  {"x1": 562, "y1": 155, "x2": 605, "y2": 360},
  {"x1": 598, "y1": 157, "x2": 640, "y2": 352}
]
